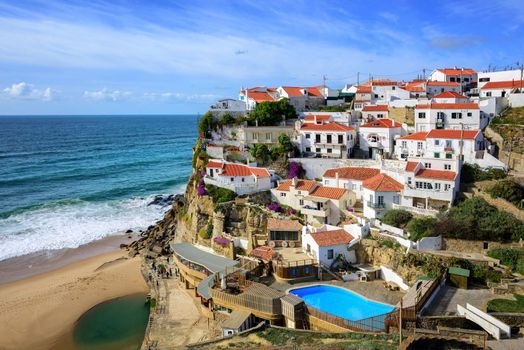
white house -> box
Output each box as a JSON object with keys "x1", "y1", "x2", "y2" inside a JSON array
[
  {"x1": 396, "y1": 129, "x2": 505, "y2": 169},
  {"x1": 401, "y1": 80, "x2": 427, "y2": 98},
  {"x1": 369, "y1": 80, "x2": 410, "y2": 103},
  {"x1": 362, "y1": 173, "x2": 404, "y2": 219},
  {"x1": 431, "y1": 91, "x2": 469, "y2": 103},
  {"x1": 428, "y1": 68, "x2": 477, "y2": 92},
  {"x1": 478, "y1": 69, "x2": 523, "y2": 89},
  {"x1": 210, "y1": 99, "x2": 247, "y2": 114},
  {"x1": 302, "y1": 225, "x2": 356, "y2": 266},
  {"x1": 277, "y1": 86, "x2": 325, "y2": 112},
  {"x1": 204, "y1": 160, "x2": 271, "y2": 195},
  {"x1": 298, "y1": 122, "x2": 356, "y2": 158},
  {"x1": 426, "y1": 81, "x2": 461, "y2": 97},
  {"x1": 414, "y1": 102, "x2": 486, "y2": 131},
  {"x1": 322, "y1": 167, "x2": 380, "y2": 200},
  {"x1": 271, "y1": 178, "x2": 354, "y2": 225},
  {"x1": 353, "y1": 85, "x2": 372, "y2": 110},
  {"x1": 361, "y1": 105, "x2": 389, "y2": 122},
  {"x1": 302, "y1": 114, "x2": 334, "y2": 124},
  {"x1": 359, "y1": 119, "x2": 404, "y2": 159},
  {"x1": 480, "y1": 80, "x2": 524, "y2": 98},
  {"x1": 239, "y1": 86, "x2": 278, "y2": 110}
]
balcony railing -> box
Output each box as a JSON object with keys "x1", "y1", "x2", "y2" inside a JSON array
[
  {"x1": 366, "y1": 201, "x2": 385, "y2": 209},
  {"x1": 302, "y1": 206, "x2": 330, "y2": 217}
]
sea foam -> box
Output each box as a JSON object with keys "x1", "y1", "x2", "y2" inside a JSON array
[{"x1": 0, "y1": 188, "x2": 184, "y2": 261}]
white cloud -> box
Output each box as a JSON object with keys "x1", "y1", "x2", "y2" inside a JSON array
[
  {"x1": 83, "y1": 88, "x2": 132, "y2": 102},
  {"x1": 3, "y1": 82, "x2": 54, "y2": 101},
  {"x1": 143, "y1": 92, "x2": 219, "y2": 103}
]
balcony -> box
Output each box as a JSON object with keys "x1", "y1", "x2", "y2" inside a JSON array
[
  {"x1": 436, "y1": 120, "x2": 444, "y2": 129},
  {"x1": 392, "y1": 203, "x2": 439, "y2": 217},
  {"x1": 302, "y1": 205, "x2": 330, "y2": 217},
  {"x1": 366, "y1": 201, "x2": 385, "y2": 209},
  {"x1": 402, "y1": 187, "x2": 453, "y2": 202},
  {"x1": 366, "y1": 140, "x2": 383, "y2": 149}
]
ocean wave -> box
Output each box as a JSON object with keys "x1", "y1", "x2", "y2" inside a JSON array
[{"x1": 0, "y1": 184, "x2": 186, "y2": 261}]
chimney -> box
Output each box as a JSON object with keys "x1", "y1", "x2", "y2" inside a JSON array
[
  {"x1": 292, "y1": 177, "x2": 298, "y2": 187},
  {"x1": 335, "y1": 171, "x2": 339, "y2": 187},
  {"x1": 392, "y1": 119, "x2": 396, "y2": 127},
  {"x1": 314, "y1": 115, "x2": 317, "y2": 124}
]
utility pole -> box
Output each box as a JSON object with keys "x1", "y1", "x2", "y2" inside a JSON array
[
  {"x1": 322, "y1": 74, "x2": 327, "y2": 88},
  {"x1": 422, "y1": 68, "x2": 426, "y2": 80},
  {"x1": 357, "y1": 72, "x2": 360, "y2": 85},
  {"x1": 517, "y1": 61, "x2": 523, "y2": 93},
  {"x1": 399, "y1": 298, "x2": 403, "y2": 348}
]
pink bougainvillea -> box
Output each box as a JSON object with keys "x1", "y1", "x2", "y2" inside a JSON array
[
  {"x1": 288, "y1": 161, "x2": 302, "y2": 179},
  {"x1": 213, "y1": 236, "x2": 230, "y2": 246},
  {"x1": 197, "y1": 180, "x2": 207, "y2": 196},
  {"x1": 267, "y1": 202, "x2": 282, "y2": 212}
]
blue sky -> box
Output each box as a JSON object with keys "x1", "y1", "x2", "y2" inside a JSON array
[{"x1": 1, "y1": 0, "x2": 523, "y2": 115}]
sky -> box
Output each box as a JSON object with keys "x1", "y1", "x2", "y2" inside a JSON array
[{"x1": 1, "y1": 0, "x2": 523, "y2": 115}]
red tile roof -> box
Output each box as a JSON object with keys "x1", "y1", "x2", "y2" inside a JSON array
[
  {"x1": 371, "y1": 79, "x2": 399, "y2": 86},
  {"x1": 267, "y1": 218, "x2": 303, "y2": 231},
  {"x1": 207, "y1": 161, "x2": 270, "y2": 178},
  {"x1": 301, "y1": 122, "x2": 354, "y2": 132},
  {"x1": 361, "y1": 119, "x2": 400, "y2": 128},
  {"x1": 276, "y1": 179, "x2": 318, "y2": 192},
  {"x1": 426, "y1": 81, "x2": 461, "y2": 86},
  {"x1": 309, "y1": 186, "x2": 348, "y2": 200},
  {"x1": 398, "y1": 132, "x2": 428, "y2": 141},
  {"x1": 356, "y1": 85, "x2": 372, "y2": 93},
  {"x1": 281, "y1": 86, "x2": 305, "y2": 97},
  {"x1": 362, "y1": 105, "x2": 389, "y2": 112},
  {"x1": 481, "y1": 80, "x2": 524, "y2": 90},
  {"x1": 363, "y1": 173, "x2": 403, "y2": 192},
  {"x1": 354, "y1": 99, "x2": 371, "y2": 103},
  {"x1": 306, "y1": 87, "x2": 324, "y2": 97},
  {"x1": 415, "y1": 103, "x2": 479, "y2": 109},
  {"x1": 426, "y1": 129, "x2": 480, "y2": 140},
  {"x1": 437, "y1": 68, "x2": 476, "y2": 76},
  {"x1": 249, "y1": 246, "x2": 274, "y2": 261},
  {"x1": 402, "y1": 81, "x2": 426, "y2": 92},
  {"x1": 415, "y1": 169, "x2": 457, "y2": 181},
  {"x1": 245, "y1": 91, "x2": 275, "y2": 102},
  {"x1": 405, "y1": 161, "x2": 420, "y2": 172},
  {"x1": 309, "y1": 229, "x2": 354, "y2": 247},
  {"x1": 433, "y1": 91, "x2": 468, "y2": 99},
  {"x1": 304, "y1": 114, "x2": 332, "y2": 122},
  {"x1": 323, "y1": 167, "x2": 380, "y2": 181}
]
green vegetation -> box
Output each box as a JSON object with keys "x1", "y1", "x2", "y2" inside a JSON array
[
  {"x1": 315, "y1": 104, "x2": 348, "y2": 112},
  {"x1": 219, "y1": 113, "x2": 235, "y2": 126},
  {"x1": 205, "y1": 184, "x2": 236, "y2": 204},
  {"x1": 380, "y1": 209, "x2": 413, "y2": 228},
  {"x1": 488, "y1": 248, "x2": 524, "y2": 275},
  {"x1": 277, "y1": 133, "x2": 294, "y2": 154},
  {"x1": 199, "y1": 221, "x2": 213, "y2": 239},
  {"x1": 406, "y1": 216, "x2": 438, "y2": 241},
  {"x1": 470, "y1": 263, "x2": 502, "y2": 284},
  {"x1": 432, "y1": 197, "x2": 524, "y2": 242},
  {"x1": 487, "y1": 294, "x2": 524, "y2": 312},
  {"x1": 198, "y1": 111, "x2": 217, "y2": 137},
  {"x1": 460, "y1": 163, "x2": 506, "y2": 183},
  {"x1": 247, "y1": 98, "x2": 296, "y2": 126},
  {"x1": 491, "y1": 107, "x2": 524, "y2": 126},
  {"x1": 486, "y1": 180, "x2": 524, "y2": 208},
  {"x1": 249, "y1": 144, "x2": 270, "y2": 163}
]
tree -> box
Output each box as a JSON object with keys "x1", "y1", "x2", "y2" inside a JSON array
[
  {"x1": 406, "y1": 216, "x2": 437, "y2": 241},
  {"x1": 381, "y1": 209, "x2": 413, "y2": 228},
  {"x1": 486, "y1": 180, "x2": 524, "y2": 207},
  {"x1": 249, "y1": 144, "x2": 270, "y2": 164},
  {"x1": 278, "y1": 133, "x2": 294, "y2": 154},
  {"x1": 220, "y1": 113, "x2": 235, "y2": 126},
  {"x1": 247, "y1": 98, "x2": 297, "y2": 126},
  {"x1": 198, "y1": 111, "x2": 217, "y2": 136}
]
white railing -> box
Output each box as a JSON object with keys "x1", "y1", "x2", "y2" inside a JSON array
[{"x1": 392, "y1": 204, "x2": 439, "y2": 217}]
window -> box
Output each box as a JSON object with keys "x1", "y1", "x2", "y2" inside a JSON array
[
  {"x1": 327, "y1": 249, "x2": 334, "y2": 260},
  {"x1": 407, "y1": 177, "x2": 412, "y2": 185},
  {"x1": 435, "y1": 183, "x2": 441, "y2": 190},
  {"x1": 402, "y1": 141, "x2": 407, "y2": 148},
  {"x1": 435, "y1": 139, "x2": 440, "y2": 146},
  {"x1": 305, "y1": 147, "x2": 311, "y2": 152},
  {"x1": 393, "y1": 195, "x2": 400, "y2": 204},
  {"x1": 486, "y1": 92, "x2": 492, "y2": 97},
  {"x1": 444, "y1": 184, "x2": 451, "y2": 191},
  {"x1": 425, "y1": 162, "x2": 432, "y2": 168},
  {"x1": 417, "y1": 142, "x2": 423, "y2": 150},
  {"x1": 315, "y1": 134, "x2": 321, "y2": 143},
  {"x1": 451, "y1": 112, "x2": 462, "y2": 119},
  {"x1": 316, "y1": 148, "x2": 321, "y2": 153},
  {"x1": 479, "y1": 77, "x2": 490, "y2": 82},
  {"x1": 450, "y1": 77, "x2": 456, "y2": 82},
  {"x1": 374, "y1": 94, "x2": 379, "y2": 98},
  {"x1": 252, "y1": 132, "x2": 258, "y2": 140},
  {"x1": 445, "y1": 140, "x2": 452, "y2": 147},
  {"x1": 305, "y1": 133, "x2": 310, "y2": 139},
  {"x1": 467, "y1": 112, "x2": 472, "y2": 117},
  {"x1": 299, "y1": 199, "x2": 304, "y2": 206},
  {"x1": 280, "y1": 192, "x2": 286, "y2": 197},
  {"x1": 266, "y1": 133, "x2": 272, "y2": 141},
  {"x1": 377, "y1": 113, "x2": 384, "y2": 119},
  {"x1": 327, "y1": 134, "x2": 332, "y2": 143},
  {"x1": 241, "y1": 178, "x2": 245, "y2": 182},
  {"x1": 446, "y1": 153, "x2": 453, "y2": 159},
  {"x1": 418, "y1": 112, "x2": 426, "y2": 119},
  {"x1": 434, "y1": 152, "x2": 440, "y2": 158},
  {"x1": 444, "y1": 164, "x2": 451, "y2": 170},
  {"x1": 327, "y1": 148, "x2": 332, "y2": 153},
  {"x1": 306, "y1": 244, "x2": 311, "y2": 253},
  {"x1": 464, "y1": 77, "x2": 470, "y2": 82},
  {"x1": 352, "y1": 184, "x2": 357, "y2": 190},
  {"x1": 338, "y1": 135, "x2": 344, "y2": 144},
  {"x1": 377, "y1": 196, "x2": 384, "y2": 206}
]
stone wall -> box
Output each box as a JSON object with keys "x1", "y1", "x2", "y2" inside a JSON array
[
  {"x1": 485, "y1": 126, "x2": 524, "y2": 172},
  {"x1": 489, "y1": 313, "x2": 524, "y2": 327},
  {"x1": 416, "y1": 316, "x2": 478, "y2": 330},
  {"x1": 442, "y1": 238, "x2": 523, "y2": 254}
]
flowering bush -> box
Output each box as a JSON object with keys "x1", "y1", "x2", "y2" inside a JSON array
[
  {"x1": 213, "y1": 236, "x2": 230, "y2": 247},
  {"x1": 197, "y1": 180, "x2": 207, "y2": 196},
  {"x1": 267, "y1": 202, "x2": 282, "y2": 212},
  {"x1": 288, "y1": 161, "x2": 302, "y2": 179},
  {"x1": 288, "y1": 208, "x2": 297, "y2": 215},
  {"x1": 200, "y1": 171, "x2": 206, "y2": 177}
]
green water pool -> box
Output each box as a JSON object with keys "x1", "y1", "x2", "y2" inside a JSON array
[{"x1": 72, "y1": 294, "x2": 150, "y2": 350}]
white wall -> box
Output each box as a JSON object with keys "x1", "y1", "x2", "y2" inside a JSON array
[
  {"x1": 457, "y1": 304, "x2": 502, "y2": 340},
  {"x1": 416, "y1": 235, "x2": 442, "y2": 251},
  {"x1": 380, "y1": 265, "x2": 409, "y2": 290},
  {"x1": 508, "y1": 93, "x2": 524, "y2": 107}
]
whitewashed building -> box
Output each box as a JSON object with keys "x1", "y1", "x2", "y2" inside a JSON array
[
  {"x1": 362, "y1": 173, "x2": 404, "y2": 219},
  {"x1": 414, "y1": 102, "x2": 487, "y2": 131},
  {"x1": 204, "y1": 160, "x2": 271, "y2": 195},
  {"x1": 361, "y1": 105, "x2": 389, "y2": 122},
  {"x1": 210, "y1": 99, "x2": 247, "y2": 114},
  {"x1": 478, "y1": 69, "x2": 523, "y2": 89},
  {"x1": 239, "y1": 86, "x2": 278, "y2": 110},
  {"x1": 302, "y1": 225, "x2": 356, "y2": 266},
  {"x1": 480, "y1": 80, "x2": 524, "y2": 98},
  {"x1": 431, "y1": 91, "x2": 469, "y2": 103},
  {"x1": 271, "y1": 178, "x2": 353, "y2": 225},
  {"x1": 322, "y1": 167, "x2": 380, "y2": 200},
  {"x1": 426, "y1": 81, "x2": 461, "y2": 97},
  {"x1": 428, "y1": 68, "x2": 477, "y2": 91},
  {"x1": 298, "y1": 122, "x2": 356, "y2": 158},
  {"x1": 359, "y1": 119, "x2": 404, "y2": 159},
  {"x1": 401, "y1": 80, "x2": 427, "y2": 98}
]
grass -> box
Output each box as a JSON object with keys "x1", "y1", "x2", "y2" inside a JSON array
[
  {"x1": 491, "y1": 107, "x2": 524, "y2": 126},
  {"x1": 487, "y1": 294, "x2": 524, "y2": 312},
  {"x1": 487, "y1": 248, "x2": 524, "y2": 275}
]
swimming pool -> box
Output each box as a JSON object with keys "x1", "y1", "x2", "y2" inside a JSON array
[{"x1": 289, "y1": 285, "x2": 394, "y2": 321}]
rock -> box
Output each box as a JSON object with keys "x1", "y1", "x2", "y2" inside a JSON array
[
  {"x1": 120, "y1": 243, "x2": 128, "y2": 249},
  {"x1": 126, "y1": 229, "x2": 133, "y2": 233}
]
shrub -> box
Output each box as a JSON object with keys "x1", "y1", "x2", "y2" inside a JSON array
[
  {"x1": 487, "y1": 248, "x2": 524, "y2": 274},
  {"x1": 198, "y1": 111, "x2": 217, "y2": 136},
  {"x1": 471, "y1": 264, "x2": 502, "y2": 284},
  {"x1": 247, "y1": 98, "x2": 297, "y2": 126},
  {"x1": 249, "y1": 144, "x2": 270, "y2": 164},
  {"x1": 267, "y1": 202, "x2": 282, "y2": 212},
  {"x1": 380, "y1": 209, "x2": 413, "y2": 228},
  {"x1": 199, "y1": 221, "x2": 213, "y2": 239},
  {"x1": 220, "y1": 113, "x2": 235, "y2": 126},
  {"x1": 486, "y1": 180, "x2": 524, "y2": 207},
  {"x1": 270, "y1": 147, "x2": 282, "y2": 161},
  {"x1": 278, "y1": 134, "x2": 294, "y2": 154},
  {"x1": 406, "y1": 216, "x2": 437, "y2": 241},
  {"x1": 205, "y1": 184, "x2": 236, "y2": 204},
  {"x1": 460, "y1": 164, "x2": 506, "y2": 183},
  {"x1": 288, "y1": 161, "x2": 302, "y2": 179}
]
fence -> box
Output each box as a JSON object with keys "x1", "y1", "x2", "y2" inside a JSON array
[
  {"x1": 305, "y1": 305, "x2": 399, "y2": 333},
  {"x1": 272, "y1": 259, "x2": 317, "y2": 279}
]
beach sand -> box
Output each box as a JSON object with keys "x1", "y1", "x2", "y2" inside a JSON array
[{"x1": 0, "y1": 249, "x2": 148, "y2": 350}]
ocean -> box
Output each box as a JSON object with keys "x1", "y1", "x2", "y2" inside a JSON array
[{"x1": 0, "y1": 115, "x2": 197, "y2": 261}]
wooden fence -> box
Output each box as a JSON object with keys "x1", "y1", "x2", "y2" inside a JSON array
[{"x1": 272, "y1": 259, "x2": 317, "y2": 279}]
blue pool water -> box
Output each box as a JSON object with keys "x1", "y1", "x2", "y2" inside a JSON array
[{"x1": 289, "y1": 285, "x2": 394, "y2": 321}]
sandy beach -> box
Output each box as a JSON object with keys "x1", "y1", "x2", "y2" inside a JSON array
[{"x1": 0, "y1": 249, "x2": 148, "y2": 350}]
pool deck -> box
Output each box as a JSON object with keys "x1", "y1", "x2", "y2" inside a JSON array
[{"x1": 270, "y1": 279, "x2": 404, "y2": 306}]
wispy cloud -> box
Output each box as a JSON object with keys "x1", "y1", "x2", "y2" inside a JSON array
[
  {"x1": 2, "y1": 82, "x2": 54, "y2": 101},
  {"x1": 143, "y1": 92, "x2": 219, "y2": 103},
  {"x1": 430, "y1": 35, "x2": 485, "y2": 50},
  {"x1": 83, "y1": 88, "x2": 132, "y2": 102}
]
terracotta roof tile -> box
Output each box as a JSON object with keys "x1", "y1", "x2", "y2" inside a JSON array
[
  {"x1": 399, "y1": 132, "x2": 428, "y2": 141},
  {"x1": 362, "y1": 105, "x2": 389, "y2": 112},
  {"x1": 415, "y1": 169, "x2": 457, "y2": 181},
  {"x1": 245, "y1": 91, "x2": 275, "y2": 102},
  {"x1": 300, "y1": 122, "x2": 354, "y2": 132},
  {"x1": 405, "y1": 161, "x2": 420, "y2": 172},
  {"x1": 281, "y1": 86, "x2": 305, "y2": 97},
  {"x1": 309, "y1": 186, "x2": 348, "y2": 200},
  {"x1": 323, "y1": 167, "x2": 380, "y2": 181},
  {"x1": 249, "y1": 246, "x2": 274, "y2": 261},
  {"x1": 304, "y1": 114, "x2": 332, "y2": 122},
  {"x1": 363, "y1": 173, "x2": 403, "y2": 192},
  {"x1": 361, "y1": 119, "x2": 400, "y2": 128},
  {"x1": 433, "y1": 91, "x2": 468, "y2": 99},
  {"x1": 309, "y1": 229, "x2": 354, "y2": 247},
  {"x1": 415, "y1": 103, "x2": 479, "y2": 109},
  {"x1": 267, "y1": 218, "x2": 303, "y2": 231},
  {"x1": 481, "y1": 80, "x2": 524, "y2": 90},
  {"x1": 207, "y1": 160, "x2": 223, "y2": 168},
  {"x1": 437, "y1": 68, "x2": 476, "y2": 76},
  {"x1": 426, "y1": 129, "x2": 480, "y2": 140},
  {"x1": 276, "y1": 179, "x2": 318, "y2": 192},
  {"x1": 208, "y1": 161, "x2": 270, "y2": 178},
  {"x1": 426, "y1": 81, "x2": 461, "y2": 86}
]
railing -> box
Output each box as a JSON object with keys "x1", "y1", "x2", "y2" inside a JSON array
[
  {"x1": 367, "y1": 201, "x2": 385, "y2": 209},
  {"x1": 272, "y1": 259, "x2": 317, "y2": 279},
  {"x1": 211, "y1": 286, "x2": 282, "y2": 317},
  {"x1": 305, "y1": 305, "x2": 399, "y2": 333},
  {"x1": 301, "y1": 206, "x2": 330, "y2": 217}
]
